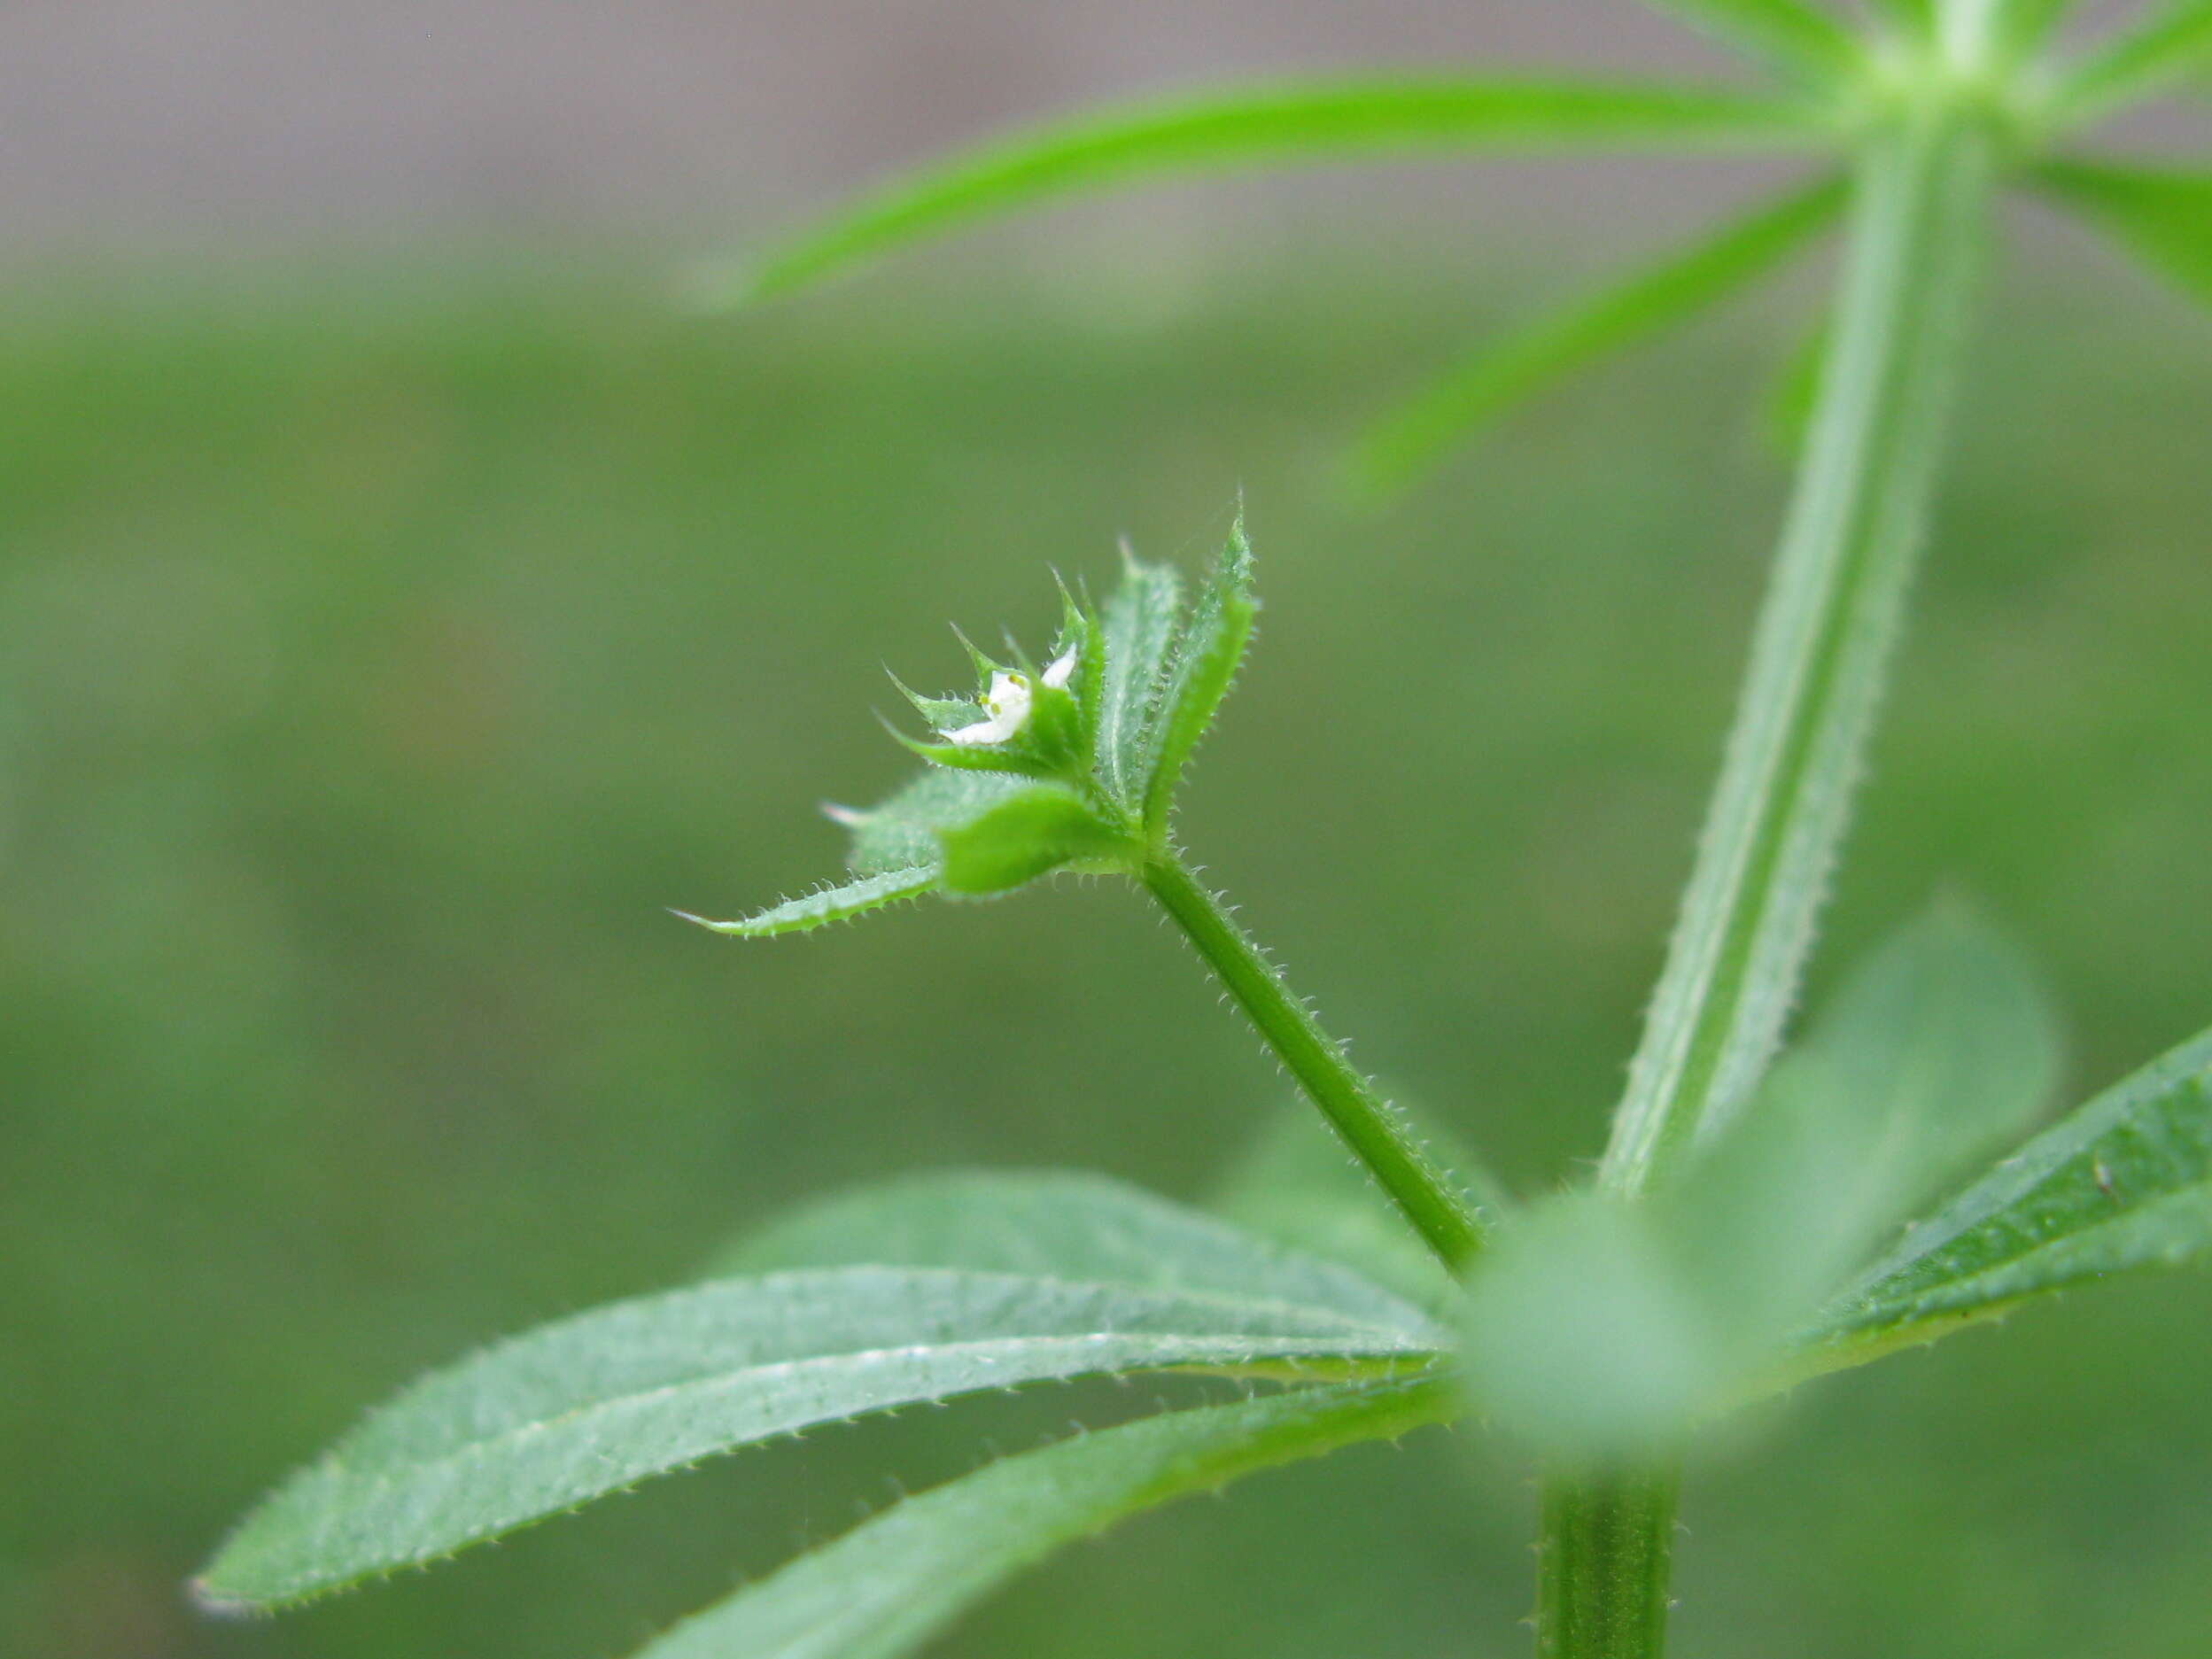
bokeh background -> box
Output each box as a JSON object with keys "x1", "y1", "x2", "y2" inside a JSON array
[{"x1": 4, "y1": 4, "x2": 2210, "y2": 1656}]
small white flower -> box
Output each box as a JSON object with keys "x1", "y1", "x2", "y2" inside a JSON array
[
  {"x1": 1042, "y1": 647, "x2": 1078, "y2": 690},
  {"x1": 947, "y1": 671, "x2": 1033, "y2": 746}
]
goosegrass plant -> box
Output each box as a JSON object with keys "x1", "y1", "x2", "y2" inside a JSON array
[{"x1": 201, "y1": 4, "x2": 2212, "y2": 1655}]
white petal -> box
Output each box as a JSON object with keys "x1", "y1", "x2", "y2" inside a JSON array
[
  {"x1": 1043, "y1": 647, "x2": 1078, "y2": 690},
  {"x1": 949, "y1": 671, "x2": 1033, "y2": 746}
]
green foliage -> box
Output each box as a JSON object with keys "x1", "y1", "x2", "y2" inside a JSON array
[
  {"x1": 713, "y1": 1168, "x2": 1444, "y2": 1342},
  {"x1": 1352, "y1": 174, "x2": 1846, "y2": 494},
  {"x1": 680, "y1": 526, "x2": 1256, "y2": 937},
  {"x1": 2052, "y1": 1, "x2": 2212, "y2": 120},
  {"x1": 2034, "y1": 159, "x2": 2212, "y2": 310},
  {"x1": 198, "y1": 0, "x2": 2212, "y2": 1653},
  {"x1": 1143, "y1": 523, "x2": 1259, "y2": 828},
  {"x1": 1464, "y1": 907, "x2": 2060, "y2": 1459},
  {"x1": 630, "y1": 1377, "x2": 1452, "y2": 1659},
  {"x1": 1598, "y1": 116, "x2": 1996, "y2": 1196},
  {"x1": 1633, "y1": 0, "x2": 1863, "y2": 83},
  {"x1": 702, "y1": 80, "x2": 1828, "y2": 308},
  {"x1": 1804, "y1": 1022, "x2": 2212, "y2": 1369},
  {"x1": 673, "y1": 866, "x2": 936, "y2": 938},
  {"x1": 197, "y1": 1261, "x2": 1440, "y2": 1610}
]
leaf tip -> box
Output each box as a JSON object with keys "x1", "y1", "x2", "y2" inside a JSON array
[
  {"x1": 668, "y1": 252, "x2": 761, "y2": 316},
  {"x1": 187, "y1": 1574, "x2": 260, "y2": 1620}
]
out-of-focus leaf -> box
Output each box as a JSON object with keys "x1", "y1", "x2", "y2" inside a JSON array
[
  {"x1": 1761, "y1": 312, "x2": 1829, "y2": 460},
  {"x1": 1142, "y1": 517, "x2": 1258, "y2": 829},
  {"x1": 1462, "y1": 1193, "x2": 1713, "y2": 1460},
  {"x1": 1463, "y1": 905, "x2": 2059, "y2": 1459},
  {"x1": 695, "y1": 79, "x2": 1830, "y2": 307},
  {"x1": 935, "y1": 780, "x2": 1132, "y2": 894},
  {"x1": 714, "y1": 1168, "x2": 1444, "y2": 1344},
  {"x1": 1796, "y1": 1023, "x2": 2212, "y2": 1375},
  {"x1": 1634, "y1": 0, "x2": 1863, "y2": 82},
  {"x1": 676, "y1": 867, "x2": 937, "y2": 939},
  {"x1": 627, "y1": 1376, "x2": 1453, "y2": 1659},
  {"x1": 195, "y1": 1268, "x2": 1437, "y2": 1610},
  {"x1": 1352, "y1": 174, "x2": 1845, "y2": 494},
  {"x1": 1211, "y1": 1103, "x2": 1504, "y2": 1307},
  {"x1": 2051, "y1": 1, "x2": 2212, "y2": 118},
  {"x1": 2034, "y1": 159, "x2": 2212, "y2": 310}
]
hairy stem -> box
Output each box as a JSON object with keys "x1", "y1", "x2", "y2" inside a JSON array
[
  {"x1": 1537, "y1": 1469, "x2": 1680, "y2": 1659},
  {"x1": 1597, "y1": 105, "x2": 1998, "y2": 1198},
  {"x1": 1142, "y1": 850, "x2": 1488, "y2": 1270}
]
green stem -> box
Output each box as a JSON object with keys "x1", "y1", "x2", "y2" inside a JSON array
[
  {"x1": 1142, "y1": 850, "x2": 1488, "y2": 1270},
  {"x1": 1537, "y1": 1469, "x2": 1680, "y2": 1659},
  {"x1": 1597, "y1": 104, "x2": 1999, "y2": 1198}
]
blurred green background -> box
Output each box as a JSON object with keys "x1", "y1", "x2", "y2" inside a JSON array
[{"x1": 4, "y1": 222, "x2": 2211, "y2": 1659}]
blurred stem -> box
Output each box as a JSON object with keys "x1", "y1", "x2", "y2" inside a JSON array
[
  {"x1": 1596, "y1": 103, "x2": 1998, "y2": 1199},
  {"x1": 1538, "y1": 1468, "x2": 1680, "y2": 1659},
  {"x1": 1142, "y1": 851, "x2": 1487, "y2": 1270}
]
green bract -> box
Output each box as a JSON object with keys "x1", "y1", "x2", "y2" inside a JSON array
[{"x1": 679, "y1": 522, "x2": 1255, "y2": 935}]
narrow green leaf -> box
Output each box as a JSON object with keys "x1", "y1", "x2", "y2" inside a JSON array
[
  {"x1": 1141, "y1": 517, "x2": 1258, "y2": 829},
  {"x1": 2033, "y1": 159, "x2": 2212, "y2": 309},
  {"x1": 696, "y1": 79, "x2": 1829, "y2": 307},
  {"x1": 1797, "y1": 1023, "x2": 2212, "y2": 1373},
  {"x1": 1760, "y1": 312, "x2": 1829, "y2": 460},
  {"x1": 1634, "y1": 0, "x2": 1864, "y2": 82},
  {"x1": 1352, "y1": 174, "x2": 1845, "y2": 495},
  {"x1": 715, "y1": 1168, "x2": 1444, "y2": 1343},
  {"x1": 195, "y1": 1267, "x2": 1439, "y2": 1609},
  {"x1": 1096, "y1": 555, "x2": 1184, "y2": 809},
  {"x1": 841, "y1": 769, "x2": 1032, "y2": 877},
  {"x1": 2051, "y1": 1, "x2": 2212, "y2": 119},
  {"x1": 629, "y1": 1377, "x2": 1454, "y2": 1659},
  {"x1": 676, "y1": 867, "x2": 939, "y2": 939},
  {"x1": 1598, "y1": 114, "x2": 1999, "y2": 1194},
  {"x1": 936, "y1": 781, "x2": 1133, "y2": 893}
]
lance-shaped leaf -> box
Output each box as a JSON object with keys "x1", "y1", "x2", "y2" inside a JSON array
[
  {"x1": 1096, "y1": 554, "x2": 1184, "y2": 809},
  {"x1": 714, "y1": 1168, "x2": 1444, "y2": 1343},
  {"x1": 2033, "y1": 159, "x2": 2212, "y2": 310},
  {"x1": 694, "y1": 79, "x2": 1830, "y2": 307},
  {"x1": 1634, "y1": 0, "x2": 1863, "y2": 83},
  {"x1": 1142, "y1": 518, "x2": 1258, "y2": 829},
  {"x1": 1796, "y1": 1023, "x2": 2212, "y2": 1376},
  {"x1": 194, "y1": 1267, "x2": 1441, "y2": 1610},
  {"x1": 1351, "y1": 174, "x2": 1845, "y2": 494},
  {"x1": 628, "y1": 1376, "x2": 1454, "y2": 1659},
  {"x1": 1462, "y1": 906, "x2": 2059, "y2": 1459},
  {"x1": 2051, "y1": 1, "x2": 2212, "y2": 119},
  {"x1": 675, "y1": 866, "x2": 939, "y2": 939}
]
